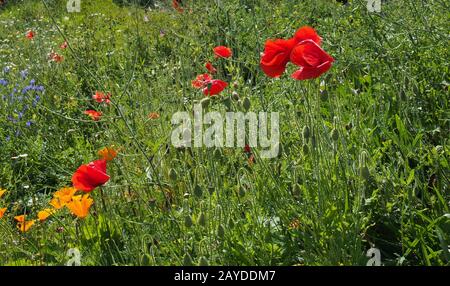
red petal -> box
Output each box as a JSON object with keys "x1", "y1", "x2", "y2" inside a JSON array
[
  {"x1": 290, "y1": 40, "x2": 334, "y2": 68},
  {"x1": 260, "y1": 38, "x2": 296, "y2": 78},
  {"x1": 294, "y1": 26, "x2": 322, "y2": 45},
  {"x1": 213, "y1": 46, "x2": 232, "y2": 58},
  {"x1": 202, "y1": 80, "x2": 228, "y2": 96},
  {"x1": 291, "y1": 61, "x2": 333, "y2": 80}
]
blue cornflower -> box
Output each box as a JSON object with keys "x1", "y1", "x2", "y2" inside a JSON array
[
  {"x1": 0, "y1": 79, "x2": 8, "y2": 86},
  {"x1": 20, "y1": 69, "x2": 28, "y2": 79}
]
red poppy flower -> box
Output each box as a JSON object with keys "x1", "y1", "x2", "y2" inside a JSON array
[
  {"x1": 192, "y1": 73, "x2": 212, "y2": 88},
  {"x1": 290, "y1": 39, "x2": 334, "y2": 80},
  {"x1": 172, "y1": 0, "x2": 183, "y2": 13},
  {"x1": 260, "y1": 38, "x2": 296, "y2": 78},
  {"x1": 202, "y1": 79, "x2": 228, "y2": 96},
  {"x1": 84, "y1": 110, "x2": 102, "y2": 121},
  {"x1": 93, "y1": 91, "x2": 111, "y2": 104},
  {"x1": 60, "y1": 41, "x2": 68, "y2": 49},
  {"x1": 205, "y1": 62, "x2": 217, "y2": 74},
  {"x1": 213, "y1": 46, "x2": 232, "y2": 58},
  {"x1": 72, "y1": 159, "x2": 110, "y2": 192},
  {"x1": 51, "y1": 53, "x2": 64, "y2": 63},
  {"x1": 260, "y1": 26, "x2": 333, "y2": 79},
  {"x1": 244, "y1": 144, "x2": 252, "y2": 153},
  {"x1": 26, "y1": 30, "x2": 34, "y2": 40}
]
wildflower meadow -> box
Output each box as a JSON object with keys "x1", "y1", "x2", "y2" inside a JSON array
[{"x1": 0, "y1": 0, "x2": 448, "y2": 267}]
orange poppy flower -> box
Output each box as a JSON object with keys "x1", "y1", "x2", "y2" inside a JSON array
[
  {"x1": 15, "y1": 215, "x2": 35, "y2": 233},
  {"x1": 148, "y1": 112, "x2": 160, "y2": 119},
  {"x1": 0, "y1": 207, "x2": 6, "y2": 219},
  {"x1": 50, "y1": 187, "x2": 77, "y2": 209},
  {"x1": 98, "y1": 146, "x2": 118, "y2": 161},
  {"x1": 66, "y1": 194, "x2": 94, "y2": 219},
  {"x1": 37, "y1": 208, "x2": 56, "y2": 222},
  {"x1": 0, "y1": 188, "x2": 6, "y2": 198}
]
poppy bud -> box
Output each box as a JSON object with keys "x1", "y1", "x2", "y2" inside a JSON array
[
  {"x1": 184, "y1": 215, "x2": 193, "y2": 228},
  {"x1": 199, "y1": 256, "x2": 209, "y2": 266},
  {"x1": 223, "y1": 96, "x2": 232, "y2": 110},
  {"x1": 238, "y1": 186, "x2": 246, "y2": 197},
  {"x1": 242, "y1": 97, "x2": 251, "y2": 111},
  {"x1": 217, "y1": 224, "x2": 225, "y2": 238},
  {"x1": 232, "y1": 91, "x2": 240, "y2": 101},
  {"x1": 331, "y1": 128, "x2": 339, "y2": 141},
  {"x1": 360, "y1": 166, "x2": 370, "y2": 180},
  {"x1": 302, "y1": 126, "x2": 310, "y2": 140},
  {"x1": 183, "y1": 253, "x2": 194, "y2": 266},
  {"x1": 214, "y1": 148, "x2": 222, "y2": 159},
  {"x1": 302, "y1": 143, "x2": 309, "y2": 155},
  {"x1": 359, "y1": 151, "x2": 370, "y2": 180},
  {"x1": 228, "y1": 218, "x2": 235, "y2": 228},
  {"x1": 311, "y1": 135, "x2": 317, "y2": 148},
  {"x1": 194, "y1": 184, "x2": 203, "y2": 198},
  {"x1": 169, "y1": 168, "x2": 178, "y2": 181},
  {"x1": 197, "y1": 212, "x2": 207, "y2": 226}
]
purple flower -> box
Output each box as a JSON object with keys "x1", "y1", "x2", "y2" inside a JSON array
[
  {"x1": 3, "y1": 66, "x2": 11, "y2": 73},
  {"x1": 20, "y1": 69, "x2": 28, "y2": 79},
  {"x1": 26, "y1": 121, "x2": 33, "y2": 127},
  {"x1": 0, "y1": 79, "x2": 7, "y2": 86}
]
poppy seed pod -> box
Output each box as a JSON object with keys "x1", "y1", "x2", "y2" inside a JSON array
[
  {"x1": 223, "y1": 96, "x2": 232, "y2": 110},
  {"x1": 359, "y1": 151, "x2": 370, "y2": 180},
  {"x1": 184, "y1": 215, "x2": 193, "y2": 228},
  {"x1": 217, "y1": 224, "x2": 225, "y2": 238},
  {"x1": 169, "y1": 168, "x2": 178, "y2": 181},
  {"x1": 194, "y1": 184, "x2": 203, "y2": 198},
  {"x1": 311, "y1": 135, "x2": 317, "y2": 148},
  {"x1": 331, "y1": 128, "x2": 339, "y2": 141},
  {"x1": 302, "y1": 126, "x2": 310, "y2": 140},
  {"x1": 232, "y1": 91, "x2": 240, "y2": 101},
  {"x1": 197, "y1": 212, "x2": 207, "y2": 226}
]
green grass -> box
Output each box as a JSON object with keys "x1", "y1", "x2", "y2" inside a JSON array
[{"x1": 0, "y1": 0, "x2": 448, "y2": 266}]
